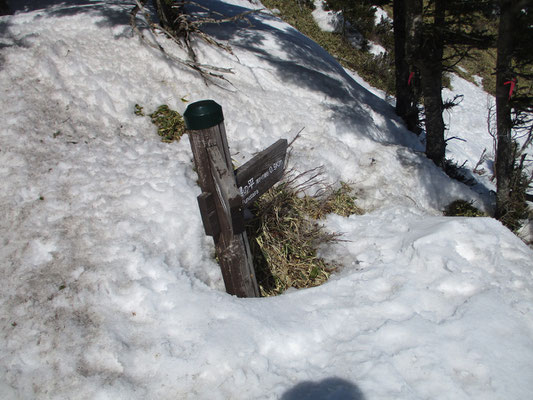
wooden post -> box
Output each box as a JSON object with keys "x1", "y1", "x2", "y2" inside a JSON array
[{"x1": 184, "y1": 100, "x2": 260, "y2": 298}]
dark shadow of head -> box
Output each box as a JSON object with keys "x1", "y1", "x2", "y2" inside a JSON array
[{"x1": 281, "y1": 377, "x2": 365, "y2": 400}]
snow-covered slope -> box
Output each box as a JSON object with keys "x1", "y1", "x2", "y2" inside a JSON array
[{"x1": 1, "y1": 1, "x2": 532, "y2": 399}]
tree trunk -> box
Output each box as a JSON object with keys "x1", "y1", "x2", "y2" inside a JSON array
[
  {"x1": 0, "y1": 0, "x2": 10, "y2": 16},
  {"x1": 495, "y1": 0, "x2": 516, "y2": 220},
  {"x1": 394, "y1": 0, "x2": 409, "y2": 119},
  {"x1": 419, "y1": 0, "x2": 446, "y2": 167},
  {"x1": 394, "y1": 0, "x2": 420, "y2": 134},
  {"x1": 420, "y1": 64, "x2": 445, "y2": 167}
]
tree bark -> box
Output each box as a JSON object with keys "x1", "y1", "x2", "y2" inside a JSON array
[
  {"x1": 420, "y1": 65, "x2": 445, "y2": 167},
  {"x1": 394, "y1": 0, "x2": 410, "y2": 119},
  {"x1": 0, "y1": 0, "x2": 10, "y2": 16},
  {"x1": 495, "y1": 0, "x2": 516, "y2": 220},
  {"x1": 394, "y1": 0, "x2": 421, "y2": 134},
  {"x1": 419, "y1": 0, "x2": 446, "y2": 167}
]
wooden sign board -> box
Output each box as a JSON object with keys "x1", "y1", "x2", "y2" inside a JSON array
[{"x1": 235, "y1": 139, "x2": 288, "y2": 206}]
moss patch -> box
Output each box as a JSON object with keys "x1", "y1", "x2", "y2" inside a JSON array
[
  {"x1": 443, "y1": 200, "x2": 485, "y2": 217},
  {"x1": 149, "y1": 105, "x2": 186, "y2": 143}
]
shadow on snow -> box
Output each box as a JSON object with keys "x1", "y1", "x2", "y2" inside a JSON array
[
  {"x1": 5, "y1": 0, "x2": 133, "y2": 28},
  {"x1": 2, "y1": 0, "x2": 495, "y2": 204},
  {"x1": 195, "y1": 0, "x2": 421, "y2": 150},
  {"x1": 281, "y1": 377, "x2": 366, "y2": 400}
]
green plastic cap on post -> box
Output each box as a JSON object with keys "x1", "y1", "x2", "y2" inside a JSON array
[{"x1": 184, "y1": 100, "x2": 224, "y2": 131}]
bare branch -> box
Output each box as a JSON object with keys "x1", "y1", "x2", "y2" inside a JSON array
[
  {"x1": 445, "y1": 136, "x2": 467, "y2": 143},
  {"x1": 473, "y1": 148, "x2": 488, "y2": 175},
  {"x1": 130, "y1": 0, "x2": 260, "y2": 85},
  {"x1": 288, "y1": 127, "x2": 305, "y2": 148}
]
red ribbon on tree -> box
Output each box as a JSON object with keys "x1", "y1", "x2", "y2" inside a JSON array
[
  {"x1": 408, "y1": 71, "x2": 415, "y2": 86},
  {"x1": 504, "y1": 77, "x2": 517, "y2": 100}
]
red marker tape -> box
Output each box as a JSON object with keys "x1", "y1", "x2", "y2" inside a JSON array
[
  {"x1": 504, "y1": 77, "x2": 517, "y2": 100},
  {"x1": 408, "y1": 71, "x2": 414, "y2": 86}
]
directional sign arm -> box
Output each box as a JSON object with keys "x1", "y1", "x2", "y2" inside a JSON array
[{"x1": 235, "y1": 139, "x2": 288, "y2": 206}]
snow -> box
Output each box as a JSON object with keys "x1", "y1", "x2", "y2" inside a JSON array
[
  {"x1": 374, "y1": 7, "x2": 392, "y2": 25},
  {"x1": 443, "y1": 74, "x2": 496, "y2": 181},
  {"x1": 368, "y1": 42, "x2": 386, "y2": 56},
  {"x1": 1, "y1": 0, "x2": 533, "y2": 399},
  {"x1": 311, "y1": 2, "x2": 389, "y2": 56},
  {"x1": 312, "y1": 0, "x2": 342, "y2": 33}
]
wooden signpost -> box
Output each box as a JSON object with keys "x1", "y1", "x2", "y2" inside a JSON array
[{"x1": 184, "y1": 100, "x2": 287, "y2": 298}]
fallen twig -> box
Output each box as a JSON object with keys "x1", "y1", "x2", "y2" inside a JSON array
[{"x1": 130, "y1": 0, "x2": 260, "y2": 85}]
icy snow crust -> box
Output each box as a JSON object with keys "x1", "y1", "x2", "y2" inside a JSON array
[{"x1": 1, "y1": 1, "x2": 532, "y2": 399}]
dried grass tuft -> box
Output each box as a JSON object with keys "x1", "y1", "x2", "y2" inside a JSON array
[{"x1": 246, "y1": 169, "x2": 362, "y2": 296}]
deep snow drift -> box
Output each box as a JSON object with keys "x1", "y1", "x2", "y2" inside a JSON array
[{"x1": 1, "y1": 1, "x2": 532, "y2": 399}]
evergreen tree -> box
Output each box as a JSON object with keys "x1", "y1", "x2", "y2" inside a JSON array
[
  {"x1": 495, "y1": 0, "x2": 532, "y2": 228},
  {"x1": 325, "y1": 0, "x2": 390, "y2": 41},
  {"x1": 402, "y1": 0, "x2": 446, "y2": 166},
  {"x1": 397, "y1": 0, "x2": 494, "y2": 167},
  {"x1": 393, "y1": 0, "x2": 420, "y2": 134}
]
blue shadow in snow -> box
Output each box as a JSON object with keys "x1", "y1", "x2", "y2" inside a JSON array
[
  {"x1": 6, "y1": 0, "x2": 133, "y2": 28},
  {"x1": 5, "y1": 0, "x2": 417, "y2": 149},
  {"x1": 194, "y1": 0, "x2": 421, "y2": 150},
  {"x1": 281, "y1": 377, "x2": 365, "y2": 400}
]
